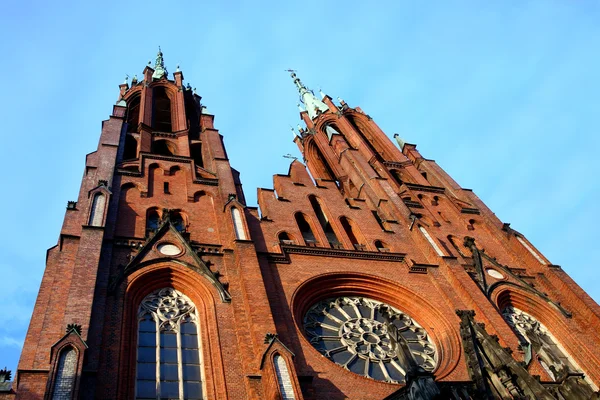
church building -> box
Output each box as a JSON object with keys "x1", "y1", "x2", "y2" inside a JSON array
[{"x1": 5, "y1": 50, "x2": 600, "y2": 399}]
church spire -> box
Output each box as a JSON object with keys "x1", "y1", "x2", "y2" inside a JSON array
[
  {"x1": 152, "y1": 47, "x2": 168, "y2": 80},
  {"x1": 288, "y1": 70, "x2": 329, "y2": 119}
]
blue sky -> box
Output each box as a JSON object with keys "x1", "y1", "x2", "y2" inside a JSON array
[{"x1": 1, "y1": 0, "x2": 598, "y2": 378}]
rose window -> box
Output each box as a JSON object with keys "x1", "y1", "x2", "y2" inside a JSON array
[{"x1": 303, "y1": 297, "x2": 437, "y2": 383}]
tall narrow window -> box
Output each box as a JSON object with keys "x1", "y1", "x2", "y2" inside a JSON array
[
  {"x1": 171, "y1": 211, "x2": 186, "y2": 233},
  {"x1": 231, "y1": 208, "x2": 247, "y2": 240},
  {"x1": 146, "y1": 208, "x2": 160, "y2": 233},
  {"x1": 295, "y1": 213, "x2": 317, "y2": 246},
  {"x1": 136, "y1": 288, "x2": 204, "y2": 400},
  {"x1": 340, "y1": 216, "x2": 365, "y2": 250},
  {"x1": 516, "y1": 236, "x2": 546, "y2": 265},
  {"x1": 308, "y1": 196, "x2": 340, "y2": 248},
  {"x1": 127, "y1": 95, "x2": 141, "y2": 133},
  {"x1": 52, "y1": 347, "x2": 77, "y2": 399},
  {"x1": 89, "y1": 193, "x2": 106, "y2": 226},
  {"x1": 419, "y1": 226, "x2": 445, "y2": 256},
  {"x1": 274, "y1": 355, "x2": 296, "y2": 399},
  {"x1": 153, "y1": 87, "x2": 172, "y2": 132},
  {"x1": 123, "y1": 134, "x2": 139, "y2": 160}
]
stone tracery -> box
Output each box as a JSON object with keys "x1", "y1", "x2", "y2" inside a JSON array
[{"x1": 303, "y1": 296, "x2": 437, "y2": 383}]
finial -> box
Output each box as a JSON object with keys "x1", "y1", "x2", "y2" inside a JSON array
[
  {"x1": 319, "y1": 88, "x2": 326, "y2": 99},
  {"x1": 288, "y1": 70, "x2": 329, "y2": 119},
  {"x1": 123, "y1": 74, "x2": 129, "y2": 85},
  {"x1": 393, "y1": 133, "x2": 406, "y2": 150},
  {"x1": 337, "y1": 97, "x2": 346, "y2": 105},
  {"x1": 186, "y1": 83, "x2": 192, "y2": 91},
  {"x1": 290, "y1": 126, "x2": 298, "y2": 138},
  {"x1": 131, "y1": 74, "x2": 138, "y2": 84},
  {"x1": 193, "y1": 87, "x2": 197, "y2": 95},
  {"x1": 152, "y1": 46, "x2": 168, "y2": 80},
  {"x1": 297, "y1": 103, "x2": 304, "y2": 112},
  {"x1": 176, "y1": 64, "x2": 180, "y2": 72}
]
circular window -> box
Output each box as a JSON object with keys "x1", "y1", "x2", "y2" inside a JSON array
[
  {"x1": 303, "y1": 296, "x2": 437, "y2": 383},
  {"x1": 486, "y1": 269, "x2": 504, "y2": 279},
  {"x1": 157, "y1": 243, "x2": 182, "y2": 256}
]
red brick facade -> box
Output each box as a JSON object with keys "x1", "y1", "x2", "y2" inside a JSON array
[{"x1": 10, "y1": 54, "x2": 600, "y2": 399}]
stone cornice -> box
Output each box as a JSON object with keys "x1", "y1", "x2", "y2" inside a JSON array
[
  {"x1": 404, "y1": 183, "x2": 446, "y2": 194},
  {"x1": 260, "y1": 244, "x2": 406, "y2": 264}
]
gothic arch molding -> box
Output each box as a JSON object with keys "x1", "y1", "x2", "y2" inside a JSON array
[
  {"x1": 290, "y1": 272, "x2": 461, "y2": 381},
  {"x1": 492, "y1": 286, "x2": 600, "y2": 385},
  {"x1": 119, "y1": 263, "x2": 229, "y2": 399}
]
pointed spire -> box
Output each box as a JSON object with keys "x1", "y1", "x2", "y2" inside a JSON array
[
  {"x1": 393, "y1": 133, "x2": 405, "y2": 150},
  {"x1": 152, "y1": 47, "x2": 168, "y2": 80},
  {"x1": 319, "y1": 88, "x2": 326, "y2": 99},
  {"x1": 288, "y1": 70, "x2": 329, "y2": 119}
]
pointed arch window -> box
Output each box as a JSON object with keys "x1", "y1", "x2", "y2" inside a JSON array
[
  {"x1": 171, "y1": 211, "x2": 186, "y2": 233},
  {"x1": 127, "y1": 94, "x2": 141, "y2": 133},
  {"x1": 146, "y1": 208, "x2": 160, "y2": 233},
  {"x1": 153, "y1": 87, "x2": 172, "y2": 132},
  {"x1": 89, "y1": 193, "x2": 106, "y2": 226},
  {"x1": 501, "y1": 307, "x2": 590, "y2": 385},
  {"x1": 340, "y1": 216, "x2": 365, "y2": 250},
  {"x1": 274, "y1": 354, "x2": 296, "y2": 399},
  {"x1": 418, "y1": 226, "x2": 445, "y2": 256},
  {"x1": 231, "y1": 208, "x2": 247, "y2": 240},
  {"x1": 308, "y1": 195, "x2": 340, "y2": 248},
  {"x1": 295, "y1": 213, "x2": 317, "y2": 246},
  {"x1": 51, "y1": 347, "x2": 77, "y2": 399},
  {"x1": 136, "y1": 288, "x2": 204, "y2": 399}
]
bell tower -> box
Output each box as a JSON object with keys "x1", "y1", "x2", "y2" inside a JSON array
[
  {"x1": 252, "y1": 72, "x2": 600, "y2": 399},
  {"x1": 13, "y1": 50, "x2": 300, "y2": 400}
]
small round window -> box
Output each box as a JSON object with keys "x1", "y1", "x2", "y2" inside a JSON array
[
  {"x1": 157, "y1": 243, "x2": 182, "y2": 256},
  {"x1": 303, "y1": 296, "x2": 437, "y2": 383}
]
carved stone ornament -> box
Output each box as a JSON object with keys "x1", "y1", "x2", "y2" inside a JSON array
[
  {"x1": 303, "y1": 296, "x2": 437, "y2": 383},
  {"x1": 138, "y1": 288, "x2": 197, "y2": 332}
]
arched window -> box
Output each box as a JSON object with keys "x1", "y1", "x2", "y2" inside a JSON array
[
  {"x1": 231, "y1": 208, "x2": 247, "y2": 240},
  {"x1": 136, "y1": 288, "x2": 204, "y2": 399},
  {"x1": 305, "y1": 142, "x2": 337, "y2": 182},
  {"x1": 418, "y1": 226, "x2": 445, "y2": 256},
  {"x1": 52, "y1": 347, "x2": 77, "y2": 399},
  {"x1": 308, "y1": 195, "x2": 340, "y2": 248},
  {"x1": 152, "y1": 140, "x2": 177, "y2": 156},
  {"x1": 340, "y1": 216, "x2": 365, "y2": 250},
  {"x1": 146, "y1": 208, "x2": 160, "y2": 233},
  {"x1": 171, "y1": 211, "x2": 186, "y2": 233},
  {"x1": 274, "y1": 354, "x2": 296, "y2": 399},
  {"x1": 501, "y1": 307, "x2": 581, "y2": 382},
  {"x1": 389, "y1": 169, "x2": 404, "y2": 186},
  {"x1": 153, "y1": 87, "x2": 172, "y2": 132},
  {"x1": 123, "y1": 134, "x2": 138, "y2": 160},
  {"x1": 278, "y1": 232, "x2": 295, "y2": 245},
  {"x1": 374, "y1": 240, "x2": 389, "y2": 252},
  {"x1": 89, "y1": 193, "x2": 106, "y2": 226},
  {"x1": 295, "y1": 213, "x2": 317, "y2": 246},
  {"x1": 126, "y1": 94, "x2": 141, "y2": 133}
]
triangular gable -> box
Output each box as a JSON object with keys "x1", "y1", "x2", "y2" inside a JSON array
[
  {"x1": 108, "y1": 219, "x2": 231, "y2": 302},
  {"x1": 464, "y1": 237, "x2": 571, "y2": 318}
]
